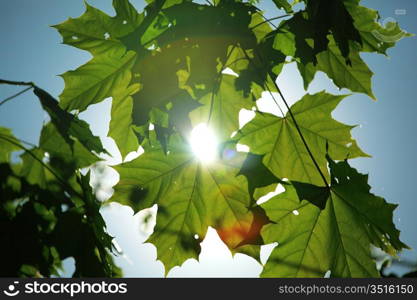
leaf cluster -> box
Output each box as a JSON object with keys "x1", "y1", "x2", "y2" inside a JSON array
[
  {"x1": 0, "y1": 87, "x2": 120, "y2": 277},
  {"x1": 1, "y1": 0, "x2": 412, "y2": 277}
]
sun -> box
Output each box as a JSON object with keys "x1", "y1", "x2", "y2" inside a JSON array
[{"x1": 189, "y1": 123, "x2": 218, "y2": 163}]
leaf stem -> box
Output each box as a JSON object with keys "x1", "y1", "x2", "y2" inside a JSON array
[
  {"x1": 254, "y1": 49, "x2": 330, "y2": 188},
  {"x1": 250, "y1": 14, "x2": 291, "y2": 30},
  {"x1": 0, "y1": 86, "x2": 33, "y2": 108}
]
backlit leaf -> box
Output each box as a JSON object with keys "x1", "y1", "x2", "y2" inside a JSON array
[
  {"x1": 109, "y1": 84, "x2": 141, "y2": 158},
  {"x1": 111, "y1": 136, "x2": 262, "y2": 273},
  {"x1": 190, "y1": 75, "x2": 253, "y2": 141},
  {"x1": 236, "y1": 91, "x2": 369, "y2": 185},
  {"x1": 59, "y1": 51, "x2": 137, "y2": 112},
  {"x1": 53, "y1": 0, "x2": 143, "y2": 56},
  {"x1": 261, "y1": 157, "x2": 408, "y2": 277}
]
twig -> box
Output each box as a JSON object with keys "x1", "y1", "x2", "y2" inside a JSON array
[
  {"x1": 0, "y1": 79, "x2": 34, "y2": 86},
  {"x1": 0, "y1": 86, "x2": 33, "y2": 107},
  {"x1": 250, "y1": 14, "x2": 291, "y2": 30},
  {"x1": 254, "y1": 48, "x2": 330, "y2": 188}
]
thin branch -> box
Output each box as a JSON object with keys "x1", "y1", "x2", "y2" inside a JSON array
[
  {"x1": 10, "y1": 136, "x2": 38, "y2": 148},
  {"x1": 0, "y1": 79, "x2": 34, "y2": 87},
  {"x1": 250, "y1": 14, "x2": 291, "y2": 30},
  {"x1": 256, "y1": 12, "x2": 279, "y2": 30},
  {"x1": 0, "y1": 86, "x2": 33, "y2": 107}
]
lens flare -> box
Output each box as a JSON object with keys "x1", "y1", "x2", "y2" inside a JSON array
[{"x1": 190, "y1": 123, "x2": 218, "y2": 163}]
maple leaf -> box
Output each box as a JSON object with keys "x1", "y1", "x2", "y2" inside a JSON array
[
  {"x1": 129, "y1": 1, "x2": 258, "y2": 128},
  {"x1": 273, "y1": 2, "x2": 409, "y2": 98},
  {"x1": 52, "y1": 0, "x2": 143, "y2": 56},
  {"x1": 110, "y1": 135, "x2": 266, "y2": 273},
  {"x1": 1, "y1": 0, "x2": 410, "y2": 279},
  {"x1": 58, "y1": 51, "x2": 137, "y2": 112},
  {"x1": 236, "y1": 91, "x2": 368, "y2": 185},
  {"x1": 296, "y1": 37, "x2": 376, "y2": 99},
  {"x1": 273, "y1": 13, "x2": 375, "y2": 98},
  {"x1": 261, "y1": 156, "x2": 408, "y2": 277}
]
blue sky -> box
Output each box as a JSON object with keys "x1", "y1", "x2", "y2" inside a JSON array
[{"x1": 0, "y1": 0, "x2": 416, "y2": 277}]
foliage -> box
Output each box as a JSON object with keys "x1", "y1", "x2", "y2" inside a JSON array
[
  {"x1": 0, "y1": 86, "x2": 121, "y2": 277},
  {"x1": 0, "y1": 0, "x2": 412, "y2": 277}
]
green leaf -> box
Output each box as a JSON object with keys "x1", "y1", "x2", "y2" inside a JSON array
[
  {"x1": 0, "y1": 127, "x2": 22, "y2": 163},
  {"x1": 261, "y1": 157, "x2": 408, "y2": 277},
  {"x1": 344, "y1": 2, "x2": 412, "y2": 54},
  {"x1": 249, "y1": 12, "x2": 275, "y2": 43},
  {"x1": 298, "y1": 37, "x2": 376, "y2": 99},
  {"x1": 39, "y1": 123, "x2": 101, "y2": 168},
  {"x1": 304, "y1": 0, "x2": 361, "y2": 59},
  {"x1": 227, "y1": 13, "x2": 286, "y2": 99},
  {"x1": 237, "y1": 153, "x2": 282, "y2": 203},
  {"x1": 59, "y1": 51, "x2": 137, "y2": 112},
  {"x1": 236, "y1": 91, "x2": 369, "y2": 185},
  {"x1": 19, "y1": 148, "x2": 50, "y2": 189},
  {"x1": 53, "y1": 0, "x2": 143, "y2": 56},
  {"x1": 111, "y1": 136, "x2": 260, "y2": 273},
  {"x1": 272, "y1": 0, "x2": 293, "y2": 13},
  {"x1": 190, "y1": 75, "x2": 253, "y2": 141},
  {"x1": 2, "y1": 0, "x2": 409, "y2": 279},
  {"x1": 273, "y1": 12, "x2": 375, "y2": 98},
  {"x1": 109, "y1": 84, "x2": 141, "y2": 158},
  {"x1": 112, "y1": 0, "x2": 144, "y2": 31},
  {"x1": 33, "y1": 87, "x2": 107, "y2": 156},
  {"x1": 119, "y1": 0, "x2": 171, "y2": 52}
]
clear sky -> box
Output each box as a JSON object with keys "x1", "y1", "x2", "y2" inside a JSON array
[{"x1": 0, "y1": 0, "x2": 416, "y2": 277}]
